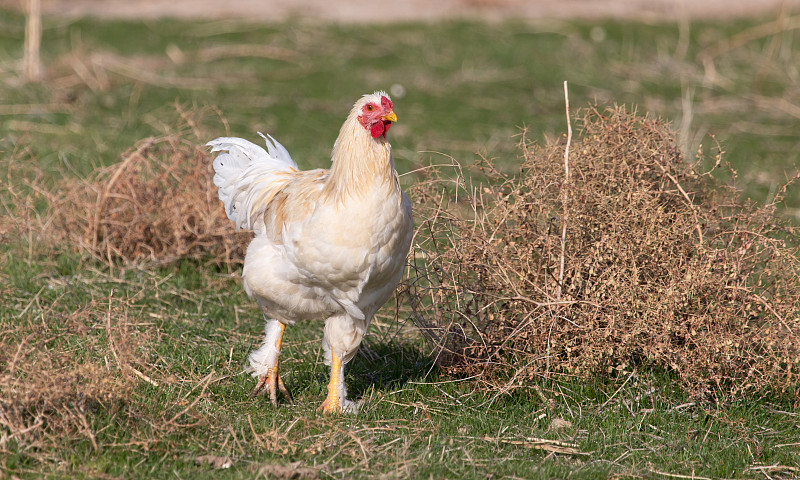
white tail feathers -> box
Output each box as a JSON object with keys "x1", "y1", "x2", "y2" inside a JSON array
[
  {"x1": 207, "y1": 133, "x2": 297, "y2": 232},
  {"x1": 257, "y1": 132, "x2": 295, "y2": 168}
]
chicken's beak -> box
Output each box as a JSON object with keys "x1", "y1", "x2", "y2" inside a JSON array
[{"x1": 381, "y1": 111, "x2": 398, "y2": 123}]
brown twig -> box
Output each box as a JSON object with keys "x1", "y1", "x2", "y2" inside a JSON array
[
  {"x1": 650, "y1": 469, "x2": 711, "y2": 480},
  {"x1": 725, "y1": 285, "x2": 798, "y2": 340},
  {"x1": 480, "y1": 435, "x2": 588, "y2": 456},
  {"x1": 557, "y1": 80, "x2": 572, "y2": 300},
  {"x1": 652, "y1": 157, "x2": 704, "y2": 245},
  {"x1": 164, "y1": 371, "x2": 215, "y2": 428}
]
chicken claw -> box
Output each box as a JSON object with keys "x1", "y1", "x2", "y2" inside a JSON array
[{"x1": 251, "y1": 366, "x2": 294, "y2": 406}]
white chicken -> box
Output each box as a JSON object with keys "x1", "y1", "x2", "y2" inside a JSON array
[{"x1": 207, "y1": 91, "x2": 413, "y2": 413}]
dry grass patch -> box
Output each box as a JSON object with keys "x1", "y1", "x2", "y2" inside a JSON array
[
  {"x1": 0, "y1": 110, "x2": 251, "y2": 466},
  {"x1": 406, "y1": 104, "x2": 800, "y2": 398},
  {"x1": 0, "y1": 291, "x2": 151, "y2": 456}
]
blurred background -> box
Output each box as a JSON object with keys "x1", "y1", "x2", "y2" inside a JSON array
[
  {"x1": 3, "y1": 0, "x2": 800, "y2": 22},
  {"x1": 3, "y1": 0, "x2": 799, "y2": 216}
]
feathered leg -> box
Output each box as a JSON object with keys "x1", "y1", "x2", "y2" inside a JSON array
[
  {"x1": 249, "y1": 319, "x2": 293, "y2": 406},
  {"x1": 318, "y1": 314, "x2": 363, "y2": 414}
]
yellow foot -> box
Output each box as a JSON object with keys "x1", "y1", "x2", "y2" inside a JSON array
[
  {"x1": 251, "y1": 367, "x2": 294, "y2": 407},
  {"x1": 317, "y1": 396, "x2": 340, "y2": 414},
  {"x1": 317, "y1": 397, "x2": 358, "y2": 414}
]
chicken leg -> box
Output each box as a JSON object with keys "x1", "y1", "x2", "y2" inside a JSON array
[
  {"x1": 318, "y1": 349, "x2": 343, "y2": 414},
  {"x1": 318, "y1": 347, "x2": 360, "y2": 414},
  {"x1": 249, "y1": 320, "x2": 293, "y2": 406}
]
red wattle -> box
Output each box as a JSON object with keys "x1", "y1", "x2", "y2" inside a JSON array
[{"x1": 370, "y1": 121, "x2": 385, "y2": 138}]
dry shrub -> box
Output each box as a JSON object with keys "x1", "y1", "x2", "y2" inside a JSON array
[
  {"x1": 54, "y1": 119, "x2": 249, "y2": 265},
  {"x1": 406, "y1": 105, "x2": 800, "y2": 397}
]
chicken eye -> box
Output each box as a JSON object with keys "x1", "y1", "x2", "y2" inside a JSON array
[{"x1": 366, "y1": 105, "x2": 374, "y2": 111}]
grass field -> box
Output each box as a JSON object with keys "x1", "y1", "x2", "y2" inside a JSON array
[{"x1": 1, "y1": 9, "x2": 799, "y2": 479}]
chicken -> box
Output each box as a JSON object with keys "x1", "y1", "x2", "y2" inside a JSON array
[{"x1": 207, "y1": 91, "x2": 413, "y2": 413}]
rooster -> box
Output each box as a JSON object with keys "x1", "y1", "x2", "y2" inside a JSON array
[{"x1": 207, "y1": 91, "x2": 413, "y2": 413}]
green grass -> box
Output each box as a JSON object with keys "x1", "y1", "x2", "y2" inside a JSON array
[{"x1": 1, "y1": 9, "x2": 799, "y2": 479}]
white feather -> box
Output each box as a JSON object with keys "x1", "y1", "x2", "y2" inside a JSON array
[
  {"x1": 206, "y1": 134, "x2": 297, "y2": 231},
  {"x1": 246, "y1": 319, "x2": 285, "y2": 377},
  {"x1": 258, "y1": 132, "x2": 295, "y2": 167}
]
